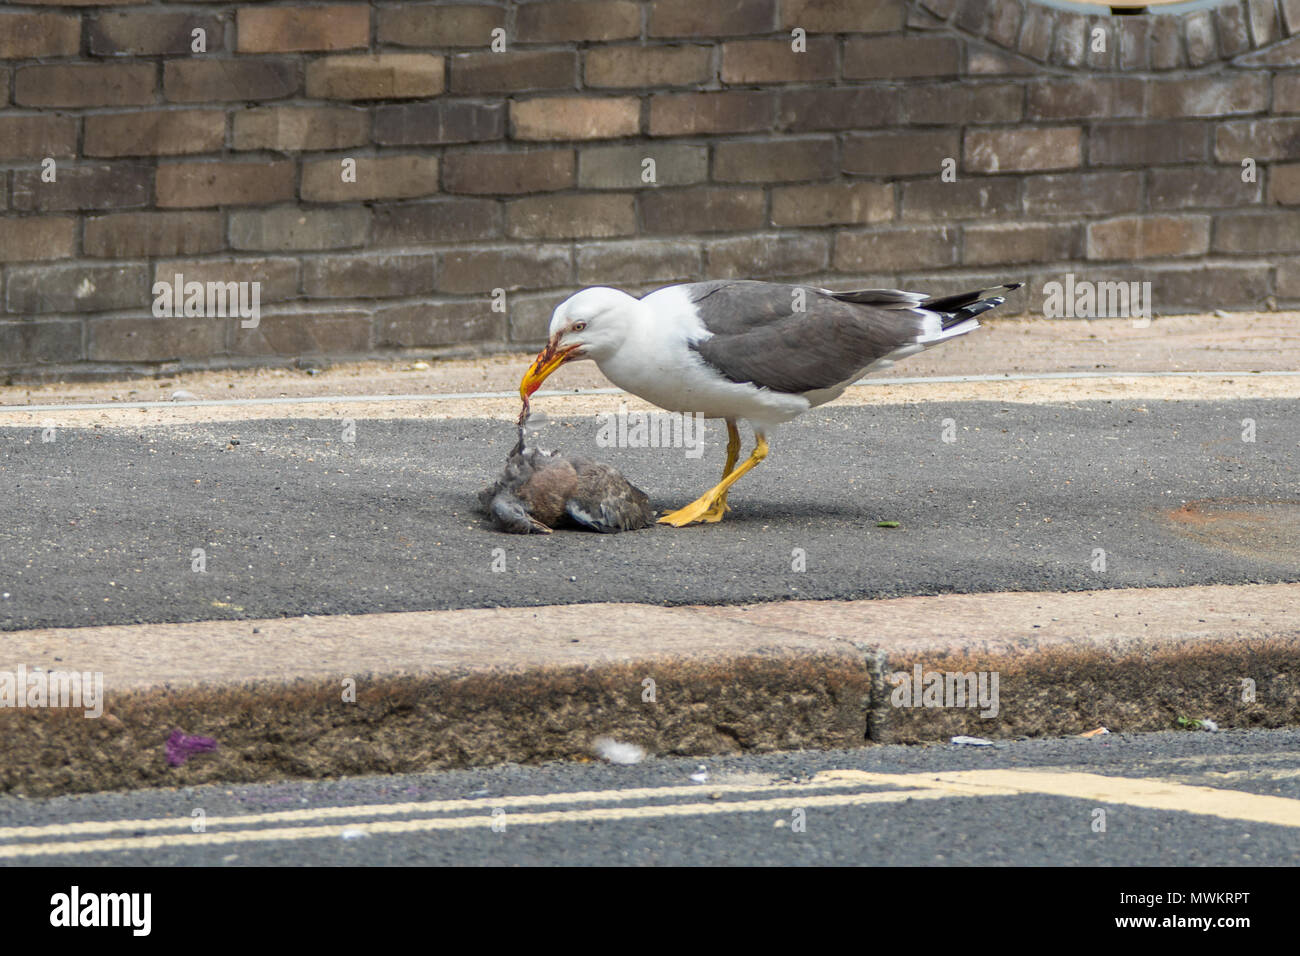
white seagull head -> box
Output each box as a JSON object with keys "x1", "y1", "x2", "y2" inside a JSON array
[{"x1": 520, "y1": 287, "x2": 642, "y2": 399}]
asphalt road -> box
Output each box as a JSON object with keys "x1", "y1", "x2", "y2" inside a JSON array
[
  {"x1": 1, "y1": 729, "x2": 1296, "y2": 866},
  {"x1": 1, "y1": 399, "x2": 1297, "y2": 630}
]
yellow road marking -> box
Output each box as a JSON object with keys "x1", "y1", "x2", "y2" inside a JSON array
[
  {"x1": 2, "y1": 767, "x2": 1297, "y2": 860},
  {"x1": 0, "y1": 775, "x2": 901, "y2": 842},
  {"x1": 0, "y1": 787, "x2": 1000, "y2": 860}
]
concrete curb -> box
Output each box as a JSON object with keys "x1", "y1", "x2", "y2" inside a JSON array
[{"x1": 2, "y1": 584, "x2": 1298, "y2": 797}]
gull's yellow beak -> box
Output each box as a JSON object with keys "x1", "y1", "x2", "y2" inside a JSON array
[{"x1": 519, "y1": 342, "x2": 579, "y2": 401}]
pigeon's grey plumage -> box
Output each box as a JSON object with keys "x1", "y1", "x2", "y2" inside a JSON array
[{"x1": 478, "y1": 429, "x2": 654, "y2": 534}]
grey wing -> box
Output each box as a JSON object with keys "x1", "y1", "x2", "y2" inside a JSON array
[
  {"x1": 676, "y1": 281, "x2": 927, "y2": 394},
  {"x1": 564, "y1": 461, "x2": 655, "y2": 533}
]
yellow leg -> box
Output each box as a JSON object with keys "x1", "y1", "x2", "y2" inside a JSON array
[
  {"x1": 699, "y1": 419, "x2": 741, "y2": 521},
  {"x1": 659, "y1": 428, "x2": 768, "y2": 527}
]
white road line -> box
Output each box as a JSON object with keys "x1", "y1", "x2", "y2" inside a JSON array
[{"x1": 3, "y1": 370, "x2": 1297, "y2": 414}]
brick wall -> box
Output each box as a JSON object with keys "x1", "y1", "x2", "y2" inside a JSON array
[{"x1": 2, "y1": 0, "x2": 1300, "y2": 376}]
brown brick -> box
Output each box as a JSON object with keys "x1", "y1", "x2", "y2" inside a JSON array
[
  {"x1": 6, "y1": 263, "x2": 148, "y2": 314},
  {"x1": 649, "y1": 0, "x2": 776, "y2": 36},
  {"x1": 721, "y1": 38, "x2": 836, "y2": 83},
  {"x1": 578, "y1": 144, "x2": 707, "y2": 188},
  {"x1": 85, "y1": 110, "x2": 225, "y2": 157},
  {"x1": 165, "y1": 59, "x2": 298, "y2": 102},
  {"x1": 438, "y1": 247, "x2": 571, "y2": 293},
  {"x1": 1092, "y1": 122, "x2": 1208, "y2": 166},
  {"x1": 901, "y1": 178, "x2": 1020, "y2": 221},
  {"x1": 1278, "y1": 257, "x2": 1300, "y2": 297},
  {"x1": 1270, "y1": 164, "x2": 1300, "y2": 204},
  {"x1": 506, "y1": 194, "x2": 636, "y2": 239},
  {"x1": 306, "y1": 55, "x2": 444, "y2": 100},
  {"x1": 374, "y1": 102, "x2": 505, "y2": 145},
  {"x1": 1017, "y1": 4, "x2": 1053, "y2": 61},
  {"x1": 835, "y1": 226, "x2": 958, "y2": 271},
  {"x1": 1023, "y1": 171, "x2": 1141, "y2": 217},
  {"x1": 714, "y1": 138, "x2": 836, "y2": 183},
  {"x1": 1150, "y1": 14, "x2": 1182, "y2": 70},
  {"x1": 844, "y1": 131, "x2": 959, "y2": 178},
  {"x1": 88, "y1": 318, "x2": 226, "y2": 363},
  {"x1": 377, "y1": 5, "x2": 504, "y2": 47},
  {"x1": 229, "y1": 208, "x2": 371, "y2": 252},
  {"x1": 706, "y1": 233, "x2": 828, "y2": 278},
  {"x1": 781, "y1": 0, "x2": 905, "y2": 32},
  {"x1": 233, "y1": 107, "x2": 369, "y2": 151},
  {"x1": 964, "y1": 222, "x2": 1079, "y2": 265},
  {"x1": 372, "y1": 199, "x2": 500, "y2": 245},
  {"x1": 449, "y1": 51, "x2": 575, "y2": 94},
  {"x1": 1149, "y1": 168, "x2": 1262, "y2": 210},
  {"x1": 1282, "y1": 0, "x2": 1300, "y2": 33},
  {"x1": 374, "y1": 301, "x2": 503, "y2": 349},
  {"x1": 15, "y1": 64, "x2": 154, "y2": 108},
  {"x1": 445, "y1": 150, "x2": 575, "y2": 195},
  {"x1": 0, "y1": 116, "x2": 78, "y2": 160},
  {"x1": 90, "y1": 11, "x2": 224, "y2": 56},
  {"x1": 512, "y1": 97, "x2": 640, "y2": 141},
  {"x1": 156, "y1": 257, "x2": 299, "y2": 304},
  {"x1": 1184, "y1": 10, "x2": 1216, "y2": 66},
  {"x1": 640, "y1": 187, "x2": 765, "y2": 234},
  {"x1": 576, "y1": 239, "x2": 700, "y2": 285},
  {"x1": 237, "y1": 6, "x2": 369, "y2": 53},
  {"x1": 303, "y1": 253, "x2": 436, "y2": 299},
  {"x1": 1215, "y1": 119, "x2": 1300, "y2": 161},
  {"x1": 777, "y1": 88, "x2": 900, "y2": 131},
  {"x1": 1026, "y1": 78, "x2": 1144, "y2": 120},
  {"x1": 968, "y1": 48, "x2": 1037, "y2": 76},
  {"x1": 1277, "y1": 74, "x2": 1300, "y2": 113},
  {"x1": 1149, "y1": 75, "x2": 1267, "y2": 119},
  {"x1": 516, "y1": 1, "x2": 640, "y2": 42},
  {"x1": 1117, "y1": 17, "x2": 1150, "y2": 70},
  {"x1": 1214, "y1": 211, "x2": 1300, "y2": 252},
  {"x1": 0, "y1": 321, "x2": 82, "y2": 366},
  {"x1": 1142, "y1": 264, "x2": 1269, "y2": 309},
  {"x1": 649, "y1": 92, "x2": 774, "y2": 136},
  {"x1": 1216, "y1": 3, "x2": 1251, "y2": 57},
  {"x1": 965, "y1": 127, "x2": 1081, "y2": 172},
  {"x1": 0, "y1": 218, "x2": 76, "y2": 262},
  {"x1": 506, "y1": 290, "x2": 576, "y2": 343},
  {"x1": 771, "y1": 182, "x2": 894, "y2": 227},
  {"x1": 12, "y1": 163, "x2": 151, "y2": 211},
  {"x1": 844, "y1": 37, "x2": 960, "y2": 79},
  {"x1": 587, "y1": 45, "x2": 712, "y2": 88},
  {"x1": 157, "y1": 160, "x2": 295, "y2": 207},
  {"x1": 1052, "y1": 11, "x2": 1088, "y2": 68},
  {"x1": 85, "y1": 211, "x2": 223, "y2": 258},
  {"x1": 1248, "y1": 0, "x2": 1279, "y2": 45},
  {"x1": 230, "y1": 311, "x2": 373, "y2": 358},
  {"x1": 301, "y1": 156, "x2": 440, "y2": 202},
  {"x1": 1086, "y1": 215, "x2": 1211, "y2": 260},
  {"x1": 0, "y1": 12, "x2": 81, "y2": 57},
  {"x1": 904, "y1": 84, "x2": 1023, "y2": 125}
]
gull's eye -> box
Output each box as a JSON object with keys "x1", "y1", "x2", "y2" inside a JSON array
[{"x1": 572, "y1": 321, "x2": 587, "y2": 332}]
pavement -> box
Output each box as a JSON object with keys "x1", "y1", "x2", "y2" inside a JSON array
[
  {"x1": 1, "y1": 311, "x2": 1298, "y2": 799},
  {"x1": 1, "y1": 730, "x2": 1297, "y2": 866}
]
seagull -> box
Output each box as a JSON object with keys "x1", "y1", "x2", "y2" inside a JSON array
[{"x1": 519, "y1": 279, "x2": 1022, "y2": 527}]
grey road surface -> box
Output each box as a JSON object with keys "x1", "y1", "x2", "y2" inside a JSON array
[
  {"x1": 1, "y1": 730, "x2": 1297, "y2": 866},
  {"x1": 1, "y1": 399, "x2": 1296, "y2": 630}
]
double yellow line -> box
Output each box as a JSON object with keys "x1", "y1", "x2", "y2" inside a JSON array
[{"x1": 2, "y1": 768, "x2": 1297, "y2": 860}]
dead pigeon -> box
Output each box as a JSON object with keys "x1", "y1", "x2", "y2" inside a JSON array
[{"x1": 478, "y1": 426, "x2": 654, "y2": 534}]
